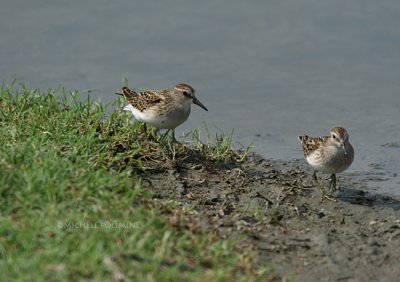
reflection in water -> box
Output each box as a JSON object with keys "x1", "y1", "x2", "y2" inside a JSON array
[{"x1": 1, "y1": 0, "x2": 399, "y2": 196}]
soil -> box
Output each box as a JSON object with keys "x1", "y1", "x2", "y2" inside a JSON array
[{"x1": 136, "y1": 148, "x2": 400, "y2": 282}]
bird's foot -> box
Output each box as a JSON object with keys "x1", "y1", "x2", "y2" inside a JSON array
[{"x1": 312, "y1": 176, "x2": 337, "y2": 203}]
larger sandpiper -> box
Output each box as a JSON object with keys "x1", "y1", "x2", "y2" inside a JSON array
[{"x1": 117, "y1": 83, "x2": 208, "y2": 141}]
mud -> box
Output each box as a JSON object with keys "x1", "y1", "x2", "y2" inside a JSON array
[{"x1": 136, "y1": 149, "x2": 400, "y2": 281}]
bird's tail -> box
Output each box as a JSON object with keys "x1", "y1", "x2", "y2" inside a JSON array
[{"x1": 116, "y1": 86, "x2": 138, "y2": 99}]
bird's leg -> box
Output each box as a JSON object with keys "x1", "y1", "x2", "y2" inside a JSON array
[
  {"x1": 329, "y1": 174, "x2": 337, "y2": 193},
  {"x1": 158, "y1": 129, "x2": 181, "y2": 147},
  {"x1": 312, "y1": 171, "x2": 336, "y2": 202},
  {"x1": 157, "y1": 129, "x2": 170, "y2": 144},
  {"x1": 147, "y1": 127, "x2": 158, "y2": 142},
  {"x1": 312, "y1": 170, "x2": 318, "y2": 181},
  {"x1": 140, "y1": 123, "x2": 157, "y2": 141},
  {"x1": 172, "y1": 130, "x2": 176, "y2": 143},
  {"x1": 312, "y1": 171, "x2": 326, "y2": 201},
  {"x1": 171, "y1": 130, "x2": 182, "y2": 144},
  {"x1": 137, "y1": 122, "x2": 147, "y2": 137},
  {"x1": 142, "y1": 123, "x2": 148, "y2": 135}
]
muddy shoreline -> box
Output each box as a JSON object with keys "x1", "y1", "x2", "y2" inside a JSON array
[{"x1": 137, "y1": 149, "x2": 400, "y2": 281}]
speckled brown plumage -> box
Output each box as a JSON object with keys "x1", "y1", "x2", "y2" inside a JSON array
[
  {"x1": 120, "y1": 87, "x2": 163, "y2": 112},
  {"x1": 298, "y1": 127, "x2": 349, "y2": 158},
  {"x1": 298, "y1": 135, "x2": 328, "y2": 158}
]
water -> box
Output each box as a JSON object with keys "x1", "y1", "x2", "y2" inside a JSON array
[{"x1": 1, "y1": 0, "x2": 399, "y2": 196}]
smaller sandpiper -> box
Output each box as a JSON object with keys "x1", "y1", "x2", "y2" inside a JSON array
[{"x1": 298, "y1": 127, "x2": 354, "y2": 201}]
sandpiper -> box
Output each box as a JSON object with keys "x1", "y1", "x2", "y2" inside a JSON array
[
  {"x1": 116, "y1": 83, "x2": 208, "y2": 141},
  {"x1": 298, "y1": 127, "x2": 354, "y2": 201}
]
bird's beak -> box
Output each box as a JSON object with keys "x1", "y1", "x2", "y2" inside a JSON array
[
  {"x1": 340, "y1": 142, "x2": 347, "y2": 155},
  {"x1": 192, "y1": 97, "x2": 208, "y2": 111}
]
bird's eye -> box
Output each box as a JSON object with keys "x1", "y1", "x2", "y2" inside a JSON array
[
  {"x1": 332, "y1": 135, "x2": 336, "y2": 139},
  {"x1": 183, "y1": 91, "x2": 190, "y2": 97}
]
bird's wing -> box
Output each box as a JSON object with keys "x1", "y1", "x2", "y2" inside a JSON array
[{"x1": 121, "y1": 87, "x2": 163, "y2": 112}]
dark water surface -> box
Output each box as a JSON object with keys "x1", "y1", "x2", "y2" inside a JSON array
[{"x1": 1, "y1": 0, "x2": 399, "y2": 196}]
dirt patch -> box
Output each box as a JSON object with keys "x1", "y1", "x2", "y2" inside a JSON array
[{"x1": 136, "y1": 148, "x2": 400, "y2": 281}]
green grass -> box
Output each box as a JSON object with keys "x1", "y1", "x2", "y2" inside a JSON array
[{"x1": 0, "y1": 82, "x2": 271, "y2": 281}]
